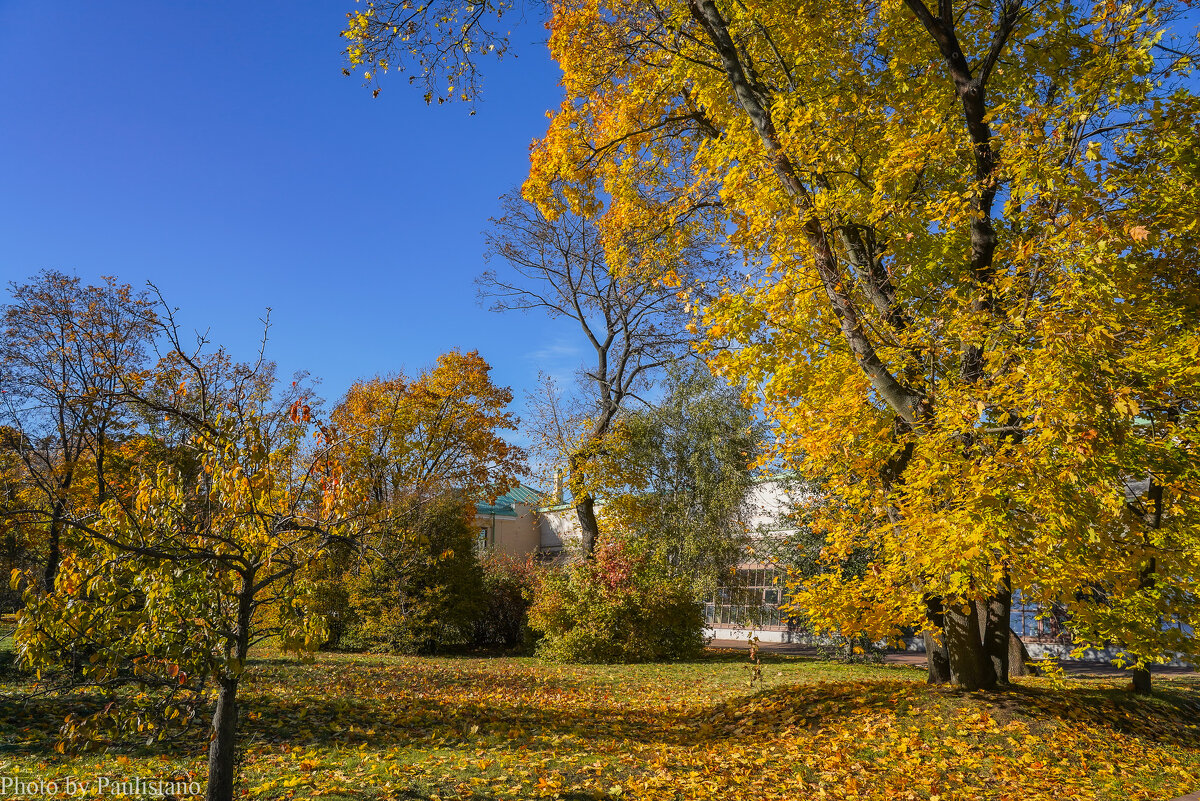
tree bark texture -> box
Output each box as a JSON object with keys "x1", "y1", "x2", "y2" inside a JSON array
[
  {"x1": 575, "y1": 495, "x2": 600, "y2": 557},
  {"x1": 206, "y1": 676, "x2": 240, "y2": 801},
  {"x1": 944, "y1": 601, "x2": 997, "y2": 691},
  {"x1": 206, "y1": 577, "x2": 254, "y2": 801},
  {"x1": 923, "y1": 597, "x2": 952, "y2": 684},
  {"x1": 975, "y1": 579, "x2": 1012, "y2": 684}
]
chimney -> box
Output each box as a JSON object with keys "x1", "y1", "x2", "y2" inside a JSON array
[{"x1": 553, "y1": 469, "x2": 564, "y2": 504}]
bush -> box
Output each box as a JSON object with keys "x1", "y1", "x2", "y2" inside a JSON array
[
  {"x1": 529, "y1": 542, "x2": 706, "y2": 663},
  {"x1": 342, "y1": 498, "x2": 485, "y2": 654},
  {"x1": 471, "y1": 554, "x2": 539, "y2": 650},
  {"x1": 815, "y1": 633, "x2": 887, "y2": 664}
]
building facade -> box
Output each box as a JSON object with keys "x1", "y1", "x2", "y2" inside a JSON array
[{"x1": 474, "y1": 478, "x2": 806, "y2": 642}]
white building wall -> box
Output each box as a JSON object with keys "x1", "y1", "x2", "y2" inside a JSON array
[{"x1": 536, "y1": 506, "x2": 583, "y2": 554}]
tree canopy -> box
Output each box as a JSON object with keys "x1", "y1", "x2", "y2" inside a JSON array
[{"x1": 347, "y1": 0, "x2": 1200, "y2": 689}]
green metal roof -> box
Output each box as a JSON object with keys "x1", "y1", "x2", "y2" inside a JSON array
[
  {"x1": 501, "y1": 485, "x2": 545, "y2": 505},
  {"x1": 476, "y1": 484, "x2": 545, "y2": 517}
]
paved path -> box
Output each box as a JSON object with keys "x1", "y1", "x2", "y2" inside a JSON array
[{"x1": 707, "y1": 639, "x2": 1198, "y2": 678}]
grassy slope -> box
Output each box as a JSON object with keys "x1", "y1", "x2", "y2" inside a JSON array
[{"x1": 1, "y1": 643, "x2": 1197, "y2": 800}]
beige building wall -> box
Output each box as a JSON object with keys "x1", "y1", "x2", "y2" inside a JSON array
[
  {"x1": 475, "y1": 503, "x2": 542, "y2": 558},
  {"x1": 474, "y1": 477, "x2": 802, "y2": 561}
]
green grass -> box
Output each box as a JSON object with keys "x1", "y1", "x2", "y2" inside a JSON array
[{"x1": 1, "y1": 644, "x2": 1197, "y2": 800}]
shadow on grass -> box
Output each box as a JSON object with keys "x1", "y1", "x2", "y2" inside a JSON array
[
  {"x1": 4, "y1": 655, "x2": 1197, "y2": 764},
  {"x1": 0, "y1": 688, "x2": 208, "y2": 758},
  {"x1": 232, "y1": 665, "x2": 1200, "y2": 756}
]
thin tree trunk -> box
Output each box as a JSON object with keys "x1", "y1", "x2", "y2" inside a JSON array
[
  {"x1": 206, "y1": 576, "x2": 254, "y2": 801},
  {"x1": 44, "y1": 507, "x2": 64, "y2": 589},
  {"x1": 1129, "y1": 482, "x2": 1162, "y2": 695},
  {"x1": 1130, "y1": 550, "x2": 1156, "y2": 695},
  {"x1": 206, "y1": 675, "x2": 240, "y2": 801},
  {"x1": 1007, "y1": 628, "x2": 1038, "y2": 677}
]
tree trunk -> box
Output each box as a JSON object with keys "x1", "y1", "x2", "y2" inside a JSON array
[
  {"x1": 207, "y1": 575, "x2": 254, "y2": 801},
  {"x1": 923, "y1": 596, "x2": 952, "y2": 684},
  {"x1": 1131, "y1": 666, "x2": 1152, "y2": 695},
  {"x1": 977, "y1": 580, "x2": 1012, "y2": 685},
  {"x1": 1128, "y1": 482, "x2": 1161, "y2": 696},
  {"x1": 43, "y1": 505, "x2": 65, "y2": 589},
  {"x1": 575, "y1": 495, "x2": 600, "y2": 557},
  {"x1": 206, "y1": 676, "x2": 240, "y2": 801},
  {"x1": 568, "y1": 450, "x2": 601, "y2": 558},
  {"x1": 1007, "y1": 628, "x2": 1039, "y2": 677},
  {"x1": 944, "y1": 602, "x2": 997, "y2": 691}
]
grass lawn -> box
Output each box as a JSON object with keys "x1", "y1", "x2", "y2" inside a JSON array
[{"x1": 1, "y1": 638, "x2": 1198, "y2": 800}]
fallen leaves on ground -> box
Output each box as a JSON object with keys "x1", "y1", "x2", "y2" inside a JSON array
[{"x1": 2, "y1": 651, "x2": 1197, "y2": 800}]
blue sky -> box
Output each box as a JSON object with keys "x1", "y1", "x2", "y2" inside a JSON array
[{"x1": 0, "y1": 0, "x2": 580, "y2": 444}]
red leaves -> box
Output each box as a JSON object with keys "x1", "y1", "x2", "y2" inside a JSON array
[{"x1": 289, "y1": 399, "x2": 313, "y2": 425}]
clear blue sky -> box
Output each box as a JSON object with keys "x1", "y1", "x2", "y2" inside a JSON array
[{"x1": 0, "y1": 0, "x2": 580, "y2": 446}]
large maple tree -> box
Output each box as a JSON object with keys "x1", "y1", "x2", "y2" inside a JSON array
[{"x1": 345, "y1": 0, "x2": 1200, "y2": 689}]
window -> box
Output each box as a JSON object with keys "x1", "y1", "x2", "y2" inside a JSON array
[
  {"x1": 476, "y1": 526, "x2": 489, "y2": 554},
  {"x1": 704, "y1": 567, "x2": 789, "y2": 629}
]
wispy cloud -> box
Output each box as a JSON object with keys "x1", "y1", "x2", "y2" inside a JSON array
[{"x1": 528, "y1": 340, "x2": 583, "y2": 362}]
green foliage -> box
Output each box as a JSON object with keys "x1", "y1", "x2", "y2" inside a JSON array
[
  {"x1": 814, "y1": 634, "x2": 888, "y2": 665},
  {"x1": 307, "y1": 540, "x2": 357, "y2": 651},
  {"x1": 529, "y1": 542, "x2": 706, "y2": 663},
  {"x1": 601, "y1": 364, "x2": 762, "y2": 599},
  {"x1": 344, "y1": 497, "x2": 485, "y2": 654},
  {"x1": 471, "y1": 554, "x2": 539, "y2": 651}
]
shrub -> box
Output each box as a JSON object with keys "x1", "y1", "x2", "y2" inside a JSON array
[
  {"x1": 529, "y1": 542, "x2": 706, "y2": 663},
  {"x1": 815, "y1": 634, "x2": 887, "y2": 664},
  {"x1": 343, "y1": 498, "x2": 485, "y2": 654},
  {"x1": 470, "y1": 554, "x2": 539, "y2": 650}
]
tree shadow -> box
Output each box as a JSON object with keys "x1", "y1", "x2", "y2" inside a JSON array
[
  {"x1": 5, "y1": 653, "x2": 1196, "y2": 784},
  {"x1": 981, "y1": 680, "x2": 1200, "y2": 746},
  {"x1": 0, "y1": 689, "x2": 208, "y2": 757},
  {"x1": 234, "y1": 665, "x2": 1200, "y2": 760}
]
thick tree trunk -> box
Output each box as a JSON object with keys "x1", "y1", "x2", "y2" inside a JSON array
[
  {"x1": 945, "y1": 602, "x2": 997, "y2": 691},
  {"x1": 933, "y1": 596, "x2": 1028, "y2": 686},
  {"x1": 1131, "y1": 666, "x2": 1152, "y2": 695},
  {"x1": 924, "y1": 631, "x2": 952, "y2": 684},
  {"x1": 977, "y1": 580, "x2": 1012, "y2": 684},
  {"x1": 923, "y1": 597, "x2": 952, "y2": 684},
  {"x1": 206, "y1": 676, "x2": 240, "y2": 801}
]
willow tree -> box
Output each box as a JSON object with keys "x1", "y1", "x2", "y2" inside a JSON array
[
  {"x1": 344, "y1": 0, "x2": 1200, "y2": 689},
  {"x1": 598, "y1": 363, "x2": 763, "y2": 598}
]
